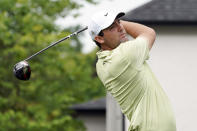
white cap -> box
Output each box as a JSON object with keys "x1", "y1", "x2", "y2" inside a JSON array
[{"x1": 88, "y1": 10, "x2": 125, "y2": 40}]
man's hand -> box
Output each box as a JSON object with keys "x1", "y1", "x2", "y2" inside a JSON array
[{"x1": 120, "y1": 20, "x2": 156, "y2": 50}]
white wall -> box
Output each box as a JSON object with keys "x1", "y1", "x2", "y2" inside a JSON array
[
  {"x1": 78, "y1": 114, "x2": 106, "y2": 131},
  {"x1": 106, "y1": 93, "x2": 123, "y2": 131},
  {"x1": 125, "y1": 26, "x2": 197, "y2": 131}
]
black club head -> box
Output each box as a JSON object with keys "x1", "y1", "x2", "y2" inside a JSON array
[{"x1": 13, "y1": 61, "x2": 31, "y2": 80}]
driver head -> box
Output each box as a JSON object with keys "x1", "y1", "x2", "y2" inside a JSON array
[{"x1": 13, "y1": 61, "x2": 31, "y2": 80}]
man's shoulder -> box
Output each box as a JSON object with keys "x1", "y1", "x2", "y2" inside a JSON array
[{"x1": 96, "y1": 50, "x2": 131, "y2": 79}]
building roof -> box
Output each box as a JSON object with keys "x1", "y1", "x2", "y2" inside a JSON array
[
  {"x1": 122, "y1": 0, "x2": 197, "y2": 25},
  {"x1": 71, "y1": 97, "x2": 106, "y2": 111}
]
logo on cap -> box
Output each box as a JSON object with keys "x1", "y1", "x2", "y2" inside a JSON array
[{"x1": 104, "y1": 13, "x2": 108, "y2": 16}]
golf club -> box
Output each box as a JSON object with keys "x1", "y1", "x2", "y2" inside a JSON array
[{"x1": 13, "y1": 26, "x2": 88, "y2": 81}]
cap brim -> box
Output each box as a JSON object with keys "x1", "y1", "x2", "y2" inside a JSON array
[{"x1": 115, "y1": 12, "x2": 125, "y2": 19}]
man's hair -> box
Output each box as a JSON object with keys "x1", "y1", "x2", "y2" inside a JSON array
[{"x1": 94, "y1": 31, "x2": 104, "y2": 49}]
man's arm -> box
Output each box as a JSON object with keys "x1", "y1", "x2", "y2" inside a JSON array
[{"x1": 121, "y1": 20, "x2": 156, "y2": 50}]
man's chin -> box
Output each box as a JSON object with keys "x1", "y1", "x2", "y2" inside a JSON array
[{"x1": 120, "y1": 38, "x2": 129, "y2": 43}]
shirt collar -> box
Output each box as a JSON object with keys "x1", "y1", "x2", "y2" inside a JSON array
[{"x1": 96, "y1": 50, "x2": 112, "y2": 59}]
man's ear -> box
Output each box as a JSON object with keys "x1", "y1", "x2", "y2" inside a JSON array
[{"x1": 95, "y1": 35, "x2": 104, "y2": 44}]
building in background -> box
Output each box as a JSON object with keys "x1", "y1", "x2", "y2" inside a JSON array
[
  {"x1": 72, "y1": 95, "x2": 125, "y2": 131},
  {"x1": 71, "y1": 97, "x2": 106, "y2": 131}
]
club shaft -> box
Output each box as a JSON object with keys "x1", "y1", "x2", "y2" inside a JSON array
[{"x1": 24, "y1": 26, "x2": 88, "y2": 61}]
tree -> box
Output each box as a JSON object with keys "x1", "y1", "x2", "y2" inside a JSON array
[{"x1": 0, "y1": 0, "x2": 105, "y2": 130}]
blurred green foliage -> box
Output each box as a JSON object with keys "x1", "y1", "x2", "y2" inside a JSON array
[{"x1": 0, "y1": 0, "x2": 105, "y2": 130}]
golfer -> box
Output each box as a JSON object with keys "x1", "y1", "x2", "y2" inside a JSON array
[{"x1": 88, "y1": 11, "x2": 176, "y2": 131}]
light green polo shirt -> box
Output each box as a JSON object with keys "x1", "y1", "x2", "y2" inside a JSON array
[{"x1": 96, "y1": 37, "x2": 176, "y2": 131}]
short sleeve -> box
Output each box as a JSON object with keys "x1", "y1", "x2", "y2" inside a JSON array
[{"x1": 119, "y1": 37, "x2": 150, "y2": 69}]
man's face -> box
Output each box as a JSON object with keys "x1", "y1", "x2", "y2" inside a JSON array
[{"x1": 101, "y1": 19, "x2": 128, "y2": 50}]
